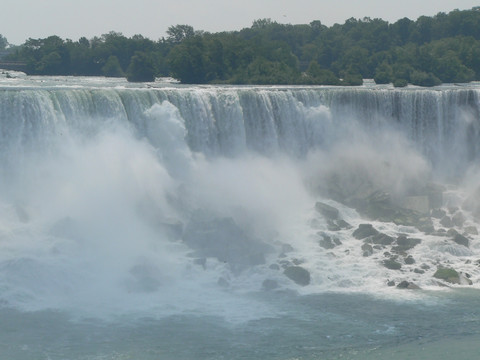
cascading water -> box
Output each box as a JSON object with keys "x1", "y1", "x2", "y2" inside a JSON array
[{"x1": 1, "y1": 75, "x2": 480, "y2": 360}]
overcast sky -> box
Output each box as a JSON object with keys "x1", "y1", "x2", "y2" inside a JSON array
[{"x1": 3, "y1": 0, "x2": 479, "y2": 45}]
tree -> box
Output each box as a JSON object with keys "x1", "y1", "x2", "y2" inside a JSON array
[
  {"x1": 0, "y1": 34, "x2": 8, "y2": 50},
  {"x1": 102, "y1": 55, "x2": 124, "y2": 77},
  {"x1": 167, "y1": 25, "x2": 195, "y2": 44},
  {"x1": 126, "y1": 51, "x2": 155, "y2": 82}
]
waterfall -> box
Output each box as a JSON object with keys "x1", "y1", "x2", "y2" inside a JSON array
[{"x1": 1, "y1": 80, "x2": 480, "y2": 317}]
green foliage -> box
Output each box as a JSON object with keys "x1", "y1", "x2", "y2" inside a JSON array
[
  {"x1": 166, "y1": 25, "x2": 195, "y2": 44},
  {"x1": 393, "y1": 78, "x2": 408, "y2": 87},
  {"x1": 126, "y1": 51, "x2": 155, "y2": 82},
  {"x1": 102, "y1": 55, "x2": 124, "y2": 77},
  {"x1": 0, "y1": 34, "x2": 8, "y2": 50},
  {"x1": 341, "y1": 71, "x2": 363, "y2": 86},
  {"x1": 305, "y1": 61, "x2": 340, "y2": 85},
  {"x1": 374, "y1": 62, "x2": 393, "y2": 84},
  {"x1": 410, "y1": 70, "x2": 441, "y2": 87},
  {"x1": 6, "y1": 7, "x2": 480, "y2": 85}
]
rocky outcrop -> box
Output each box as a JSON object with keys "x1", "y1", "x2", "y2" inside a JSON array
[
  {"x1": 318, "y1": 233, "x2": 342, "y2": 249},
  {"x1": 396, "y1": 281, "x2": 420, "y2": 289},
  {"x1": 183, "y1": 215, "x2": 272, "y2": 273},
  {"x1": 433, "y1": 267, "x2": 460, "y2": 284},
  {"x1": 383, "y1": 259, "x2": 402, "y2": 270},
  {"x1": 392, "y1": 235, "x2": 421, "y2": 253},
  {"x1": 315, "y1": 202, "x2": 339, "y2": 220},
  {"x1": 353, "y1": 224, "x2": 379, "y2": 239},
  {"x1": 284, "y1": 266, "x2": 311, "y2": 286}
]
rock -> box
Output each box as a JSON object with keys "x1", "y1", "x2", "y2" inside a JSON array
[
  {"x1": 452, "y1": 212, "x2": 466, "y2": 227},
  {"x1": 327, "y1": 220, "x2": 341, "y2": 231},
  {"x1": 337, "y1": 219, "x2": 353, "y2": 229},
  {"x1": 452, "y1": 233, "x2": 469, "y2": 248},
  {"x1": 281, "y1": 244, "x2": 294, "y2": 253},
  {"x1": 387, "y1": 280, "x2": 395, "y2": 286},
  {"x1": 416, "y1": 217, "x2": 435, "y2": 233},
  {"x1": 446, "y1": 228, "x2": 458, "y2": 237},
  {"x1": 433, "y1": 267, "x2": 460, "y2": 284},
  {"x1": 431, "y1": 230, "x2": 448, "y2": 237},
  {"x1": 404, "y1": 256, "x2": 415, "y2": 265},
  {"x1": 353, "y1": 224, "x2": 379, "y2": 239},
  {"x1": 361, "y1": 243, "x2": 373, "y2": 257},
  {"x1": 315, "y1": 202, "x2": 339, "y2": 220},
  {"x1": 183, "y1": 215, "x2": 272, "y2": 274},
  {"x1": 284, "y1": 266, "x2": 311, "y2": 286},
  {"x1": 396, "y1": 281, "x2": 420, "y2": 289},
  {"x1": 431, "y1": 208, "x2": 447, "y2": 219},
  {"x1": 402, "y1": 196, "x2": 430, "y2": 214},
  {"x1": 383, "y1": 259, "x2": 402, "y2": 270},
  {"x1": 393, "y1": 235, "x2": 421, "y2": 252},
  {"x1": 414, "y1": 268, "x2": 425, "y2": 274},
  {"x1": 318, "y1": 233, "x2": 342, "y2": 249},
  {"x1": 368, "y1": 233, "x2": 395, "y2": 246},
  {"x1": 440, "y1": 216, "x2": 454, "y2": 228},
  {"x1": 262, "y1": 279, "x2": 279, "y2": 290},
  {"x1": 464, "y1": 226, "x2": 478, "y2": 235},
  {"x1": 448, "y1": 206, "x2": 459, "y2": 214}
]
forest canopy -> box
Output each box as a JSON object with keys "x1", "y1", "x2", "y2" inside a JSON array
[{"x1": 3, "y1": 7, "x2": 480, "y2": 86}]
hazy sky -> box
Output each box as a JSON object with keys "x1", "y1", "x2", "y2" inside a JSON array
[{"x1": 3, "y1": 0, "x2": 479, "y2": 45}]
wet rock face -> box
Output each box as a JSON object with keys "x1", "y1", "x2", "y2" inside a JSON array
[
  {"x1": 383, "y1": 259, "x2": 402, "y2": 270},
  {"x1": 318, "y1": 233, "x2": 342, "y2": 249},
  {"x1": 353, "y1": 224, "x2": 379, "y2": 239},
  {"x1": 433, "y1": 267, "x2": 460, "y2": 284},
  {"x1": 315, "y1": 202, "x2": 339, "y2": 220},
  {"x1": 396, "y1": 281, "x2": 420, "y2": 289},
  {"x1": 183, "y1": 215, "x2": 272, "y2": 273},
  {"x1": 393, "y1": 235, "x2": 421, "y2": 253},
  {"x1": 283, "y1": 266, "x2": 311, "y2": 286}
]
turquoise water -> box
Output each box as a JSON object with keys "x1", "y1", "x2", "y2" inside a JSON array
[{"x1": 2, "y1": 289, "x2": 480, "y2": 359}]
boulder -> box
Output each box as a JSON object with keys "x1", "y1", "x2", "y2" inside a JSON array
[
  {"x1": 318, "y1": 233, "x2": 342, "y2": 249},
  {"x1": 353, "y1": 224, "x2": 379, "y2": 239},
  {"x1": 368, "y1": 233, "x2": 395, "y2": 246},
  {"x1": 433, "y1": 267, "x2": 460, "y2": 284},
  {"x1": 452, "y1": 233, "x2": 469, "y2": 248},
  {"x1": 284, "y1": 266, "x2": 311, "y2": 286},
  {"x1": 262, "y1": 279, "x2": 279, "y2": 290},
  {"x1": 440, "y1": 216, "x2": 454, "y2": 228},
  {"x1": 396, "y1": 281, "x2": 420, "y2": 289},
  {"x1": 361, "y1": 243, "x2": 373, "y2": 257},
  {"x1": 337, "y1": 219, "x2": 353, "y2": 229},
  {"x1": 452, "y1": 212, "x2": 466, "y2": 227},
  {"x1": 404, "y1": 256, "x2": 415, "y2": 265},
  {"x1": 431, "y1": 208, "x2": 447, "y2": 219},
  {"x1": 393, "y1": 235, "x2": 421, "y2": 252},
  {"x1": 383, "y1": 259, "x2": 402, "y2": 270},
  {"x1": 464, "y1": 226, "x2": 478, "y2": 235},
  {"x1": 402, "y1": 196, "x2": 430, "y2": 214},
  {"x1": 183, "y1": 215, "x2": 272, "y2": 274},
  {"x1": 315, "y1": 202, "x2": 339, "y2": 220}
]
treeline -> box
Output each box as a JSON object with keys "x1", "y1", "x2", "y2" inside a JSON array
[{"x1": 4, "y1": 7, "x2": 480, "y2": 86}]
